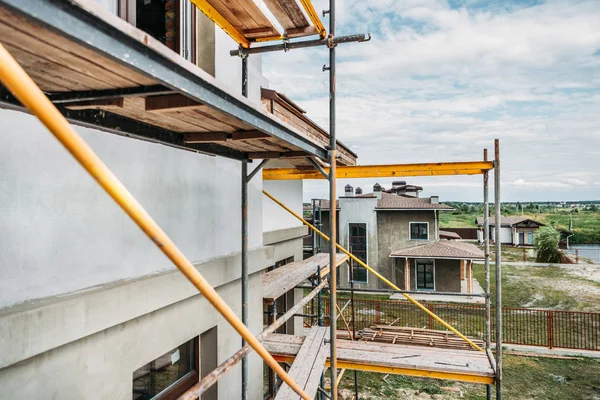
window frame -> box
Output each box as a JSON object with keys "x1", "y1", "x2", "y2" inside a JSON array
[
  {"x1": 409, "y1": 222, "x2": 429, "y2": 241},
  {"x1": 347, "y1": 222, "x2": 368, "y2": 284},
  {"x1": 132, "y1": 336, "x2": 200, "y2": 400},
  {"x1": 118, "y1": 0, "x2": 196, "y2": 62},
  {"x1": 414, "y1": 259, "x2": 435, "y2": 291}
]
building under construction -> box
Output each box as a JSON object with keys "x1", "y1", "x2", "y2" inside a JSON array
[{"x1": 0, "y1": 1, "x2": 503, "y2": 399}]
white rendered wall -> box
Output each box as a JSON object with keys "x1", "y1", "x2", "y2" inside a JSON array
[
  {"x1": 338, "y1": 197, "x2": 379, "y2": 284},
  {"x1": 215, "y1": 28, "x2": 267, "y2": 105},
  {"x1": 262, "y1": 161, "x2": 303, "y2": 233},
  {"x1": 0, "y1": 109, "x2": 263, "y2": 308}
]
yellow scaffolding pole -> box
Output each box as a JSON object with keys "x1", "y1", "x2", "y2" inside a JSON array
[
  {"x1": 189, "y1": 0, "x2": 250, "y2": 48},
  {"x1": 263, "y1": 161, "x2": 494, "y2": 180},
  {"x1": 263, "y1": 190, "x2": 484, "y2": 352},
  {"x1": 0, "y1": 44, "x2": 309, "y2": 400},
  {"x1": 273, "y1": 355, "x2": 494, "y2": 385}
]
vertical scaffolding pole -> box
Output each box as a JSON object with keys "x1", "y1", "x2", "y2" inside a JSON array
[
  {"x1": 241, "y1": 53, "x2": 249, "y2": 98},
  {"x1": 241, "y1": 52, "x2": 249, "y2": 400},
  {"x1": 241, "y1": 160, "x2": 249, "y2": 400},
  {"x1": 483, "y1": 149, "x2": 491, "y2": 400},
  {"x1": 494, "y1": 139, "x2": 502, "y2": 399},
  {"x1": 327, "y1": 0, "x2": 338, "y2": 395},
  {"x1": 350, "y1": 258, "x2": 359, "y2": 400}
]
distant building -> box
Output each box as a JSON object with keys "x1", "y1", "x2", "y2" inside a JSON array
[
  {"x1": 311, "y1": 182, "x2": 484, "y2": 294},
  {"x1": 476, "y1": 216, "x2": 545, "y2": 246}
]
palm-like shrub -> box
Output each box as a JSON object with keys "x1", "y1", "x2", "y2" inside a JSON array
[{"x1": 533, "y1": 227, "x2": 563, "y2": 263}]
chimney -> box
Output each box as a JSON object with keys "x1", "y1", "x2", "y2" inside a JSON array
[
  {"x1": 355, "y1": 187, "x2": 363, "y2": 195},
  {"x1": 345, "y1": 184, "x2": 354, "y2": 197},
  {"x1": 431, "y1": 196, "x2": 439, "y2": 204},
  {"x1": 373, "y1": 183, "x2": 382, "y2": 200}
]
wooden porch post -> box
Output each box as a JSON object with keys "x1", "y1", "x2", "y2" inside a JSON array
[{"x1": 404, "y1": 257, "x2": 410, "y2": 290}]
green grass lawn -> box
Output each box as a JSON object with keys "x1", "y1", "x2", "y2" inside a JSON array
[
  {"x1": 472, "y1": 262, "x2": 600, "y2": 311},
  {"x1": 338, "y1": 355, "x2": 600, "y2": 399}
]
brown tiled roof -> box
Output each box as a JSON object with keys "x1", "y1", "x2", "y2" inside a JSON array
[
  {"x1": 315, "y1": 192, "x2": 452, "y2": 211},
  {"x1": 390, "y1": 241, "x2": 484, "y2": 260},
  {"x1": 376, "y1": 193, "x2": 453, "y2": 210},
  {"x1": 439, "y1": 230, "x2": 462, "y2": 239},
  {"x1": 475, "y1": 216, "x2": 545, "y2": 227}
]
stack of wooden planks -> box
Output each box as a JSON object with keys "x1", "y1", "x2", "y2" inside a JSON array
[{"x1": 344, "y1": 325, "x2": 484, "y2": 351}]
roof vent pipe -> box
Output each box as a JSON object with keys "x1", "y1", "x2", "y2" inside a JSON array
[
  {"x1": 345, "y1": 184, "x2": 354, "y2": 197},
  {"x1": 373, "y1": 183, "x2": 382, "y2": 200}
]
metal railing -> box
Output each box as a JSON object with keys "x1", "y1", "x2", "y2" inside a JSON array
[{"x1": 308, "y1": 298, "x2": 600, "y2": 351}]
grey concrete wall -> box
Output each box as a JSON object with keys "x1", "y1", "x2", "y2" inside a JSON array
[
  {"x1": 434, "y1": 259, "x2": 461, "y2": 292},
  {"x1": 376, "y1": 210, "x2": 436, "y2": 289},
  {"x1": 0, "y1": 109, "x2": 265, "y2": 308},
  {"x1": 0, "y1": 272, "x2": 265, "y2": 400}
]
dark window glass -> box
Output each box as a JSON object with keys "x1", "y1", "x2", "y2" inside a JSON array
[
  {"x1": 349, "y1": 223, "x2": 368, "y2": 283},
  {"x1": 416, "y1": 261, "x2": 434, "y2": 290},
  {"x1": 133, "y1": 337, "x2": 198, "y2": 400},
  {"x1": 410, "y1": 223, "x2": 428, "y2": 240}
]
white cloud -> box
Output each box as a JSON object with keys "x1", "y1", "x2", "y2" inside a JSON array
[{"x1": 262, "y1": 0, "x2": 600, "y2": 201}]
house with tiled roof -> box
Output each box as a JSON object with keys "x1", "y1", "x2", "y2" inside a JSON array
[
  {"x1": 310, "y1": 181, "x2": 483, "y2": 294},
  {"x1": 476, "y1": 216, "x2": 545, "y2": 246}
]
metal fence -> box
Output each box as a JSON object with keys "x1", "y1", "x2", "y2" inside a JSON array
[{"x1": 306, "y1": 297, "x2": 600, "y2": 351}]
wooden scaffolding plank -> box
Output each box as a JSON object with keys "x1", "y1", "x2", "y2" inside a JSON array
[
  {"x1": 274, "y1": 327, "x2": 329, "y2": 400},
  {"x1": 262, "y1": 0, "x2": 309, "y2": 30},
  {"x1": 263, "y1": 253, "x2": 348, "y2": 303},
  {"x1": 263, "y1": 335, "x2": 495, "y2": 384}
]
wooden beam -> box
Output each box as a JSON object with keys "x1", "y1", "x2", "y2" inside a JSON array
[
  {"x1": 183, "y1": 130, "x2": 269, "y2": 143},
  {"x1": 64, "y1": 98, "x2": 123, "y2": 110},
  {"x1": 242, "y1": 27, "x2": 276, "y2": 38},
  {"x1": 230, "y1": 130, "x2": 269, "y2": 140},
  {"x1": 183, "y1": 132, "x2": 228, "y2": 143},
  {"x1": 146, "y1": 94, "x2": 202, "y2": 113},
  {"x1": 286, "y1": 26, "x2": 318, "y2": 38},
  {"x1": 262, "y1": 161, "x2": 495, "y2": 180},
  {"x1": 248, "y1": 151, "x2": 309, "y2": 159}
]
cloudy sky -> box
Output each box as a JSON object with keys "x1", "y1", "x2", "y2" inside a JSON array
[{"x1": 262, "y1": 0, "x2": 600, "y2": 202}]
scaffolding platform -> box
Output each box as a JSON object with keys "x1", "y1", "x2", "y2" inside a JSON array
[
  {"x1": 274, "y1": 327, "x2": 329, "y2": 400},
  {"x1": 263, "y1": 253, "x2": 348, "y2": 303},
  {"x1": 264, "y1": 333, "x2": 496, "y2": 384},
  {"x1": 0, "y1": 0, "x2": 359, "y2": 165}
]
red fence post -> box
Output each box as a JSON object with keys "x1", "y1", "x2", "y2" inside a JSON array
[
  {"x1": 547, "y1": 310, "x2": 554, "y2": 349},
  {"x1": 375, "y1": 302, "x2": 381, "y2": 324}
]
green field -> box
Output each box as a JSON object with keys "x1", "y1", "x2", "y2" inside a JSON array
[{"x1": 438, "y1": 207, "x2": 600, "y2": 244}]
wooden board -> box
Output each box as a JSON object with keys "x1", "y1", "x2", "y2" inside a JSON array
[
  {"x1": 274, "y1": 327, "x2": 329, "y2": 400},
  {"x1": 205, "y1": 0, "x2": 278, "y2": 39},
  {"x1": 262, "y1": 0, "x2": 309, "y2": 30},
  {"x1": 264, "y1": 334, "x2": 495, "y2": 381},
  {"x1": 263, "y1": 253, "x2": 348, "y2": 302}
]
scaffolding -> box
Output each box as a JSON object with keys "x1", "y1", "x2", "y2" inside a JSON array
[{"x1": 0, "y1": 0, "x2": 503, "y2": 399}]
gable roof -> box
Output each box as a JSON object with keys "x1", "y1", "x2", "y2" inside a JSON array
[
  {"x1": 476, "y1": 216, "x2": 545, "y2": 227},
  {"x1": 390, "y1": 241, "x2": 484, "y2": 260},
  {"x1": 316, "y1": 192, "x2": 452, "y2": 211},
  {"x1": 439, "y1": 230, "x2": 462, "y2": 240}
]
